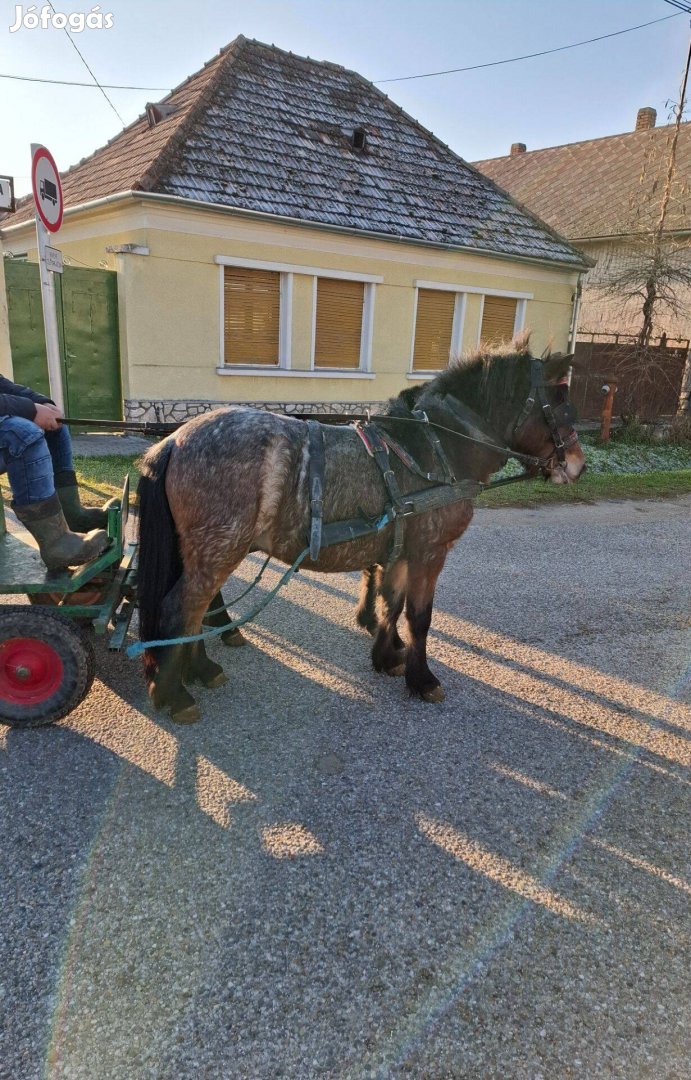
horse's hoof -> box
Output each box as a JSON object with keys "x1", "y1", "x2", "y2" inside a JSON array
[
  {"x1": 170, "y1": 702, "x2": 201, "y2": 725},
  {"x1": 386, "y1": 663, "x2": 406, "y2": 677},
  {"x1": 221, "y1": 628, "x2": 247, "y2": 647},
  {"x1": 356, "y1": 613, "x2": 378, "y2": 636},
  {"x1": 202, "y1": 671, "x2": 228, "y2": 690},
  {"x1": 421, "y1": 685, "x2": 445, "y2": 703}
]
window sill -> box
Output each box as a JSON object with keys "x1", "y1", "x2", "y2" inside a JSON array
[
  {"x1": 216, "y1": 367, "x2": 376, "y2": 380},
  {"x1": 407, "y1": 371, "x2": 440, "y2": 381}
]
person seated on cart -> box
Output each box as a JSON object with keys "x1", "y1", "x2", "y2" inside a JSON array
[{"x1": 0, "y1": 374, "x2": 116, "y2": 570}]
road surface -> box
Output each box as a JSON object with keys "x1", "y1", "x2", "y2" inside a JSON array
[{"x1": 1, "y1": 497, "x2": 690, "y2": 1079}]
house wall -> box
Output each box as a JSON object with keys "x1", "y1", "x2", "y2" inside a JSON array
[
  {"x1": 1, "y1": 198, "x2": 580, "y2": 419},
  {"x1": 576, "y1": 237, "x2": 691, "y2": 341}
]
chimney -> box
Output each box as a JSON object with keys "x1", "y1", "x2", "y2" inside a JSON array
[
  {"x1": 635, "y1": 107, "x2": 657, "y2": 131},
  {"x1": 510, "y1": 142, "x2": 527, "y2": 156}
]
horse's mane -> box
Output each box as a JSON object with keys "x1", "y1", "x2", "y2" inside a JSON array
[{"x1": 386, "y1": 334, "x2": 533, "y2": 419}]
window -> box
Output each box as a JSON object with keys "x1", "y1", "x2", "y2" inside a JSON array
[
  {"x1": 223, "y1": 265, "x2": 280, "y2": 366},
  {"x1": 314, "y1": 277, "x2": 365, "y2": 369},
  {"x1": 351, "y1": 127, "x2": 367, "y2": 150},
  {"x1": 412, "y1": 288, "x2": 457, "y2": 371},
  {"x1": 480, "y1": 295, "x2": 519, "y2": 347}
]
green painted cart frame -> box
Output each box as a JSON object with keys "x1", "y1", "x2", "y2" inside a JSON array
[{"x1": 0, "y1": 475, "x2": 137, "y2": 727}]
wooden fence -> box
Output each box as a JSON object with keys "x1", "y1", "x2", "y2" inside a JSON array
[{"x1": 571, "y1": 334, "x2": 689, "y2": 419}]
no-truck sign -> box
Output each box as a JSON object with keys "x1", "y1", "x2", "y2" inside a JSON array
[{"x1": 31, "y1": 145, "x2": 63, "y2": 232}]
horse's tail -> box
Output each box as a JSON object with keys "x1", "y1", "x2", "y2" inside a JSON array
[{"x1": 136, "y1": 437, "x2": 182, "y2": 645}]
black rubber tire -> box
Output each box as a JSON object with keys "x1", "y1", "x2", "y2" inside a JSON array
[{"x1": 0, "y1": 606, "x2": 96, "y2": 728}]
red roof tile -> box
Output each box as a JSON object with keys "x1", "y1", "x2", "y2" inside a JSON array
[{"x1": 474, "y1": 122, "x2": 691, "y2": 240}]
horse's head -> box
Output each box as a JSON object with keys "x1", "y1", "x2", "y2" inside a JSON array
[{"x1": 510, "y1": 353, "x2": 586, "y2": 485}]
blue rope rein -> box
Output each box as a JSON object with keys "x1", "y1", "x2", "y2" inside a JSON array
[
  {"x1": 126, "y1": 547, "x2": 310, "y2": 658},
  {"x1": 203, "y1": 554, "x2": 272, "y2": 617}
]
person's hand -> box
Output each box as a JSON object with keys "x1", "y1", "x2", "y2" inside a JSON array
[{"x1": 33, "y1": 403, "x2": 64, "y2": 431}]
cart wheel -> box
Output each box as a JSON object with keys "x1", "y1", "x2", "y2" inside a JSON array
[{"x1": 0, "y1": 607, "x2": 96, "y2": 728}]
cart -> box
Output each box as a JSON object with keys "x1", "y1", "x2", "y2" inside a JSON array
[{"x1": 0, "y1": 475, "x2": 136, "y2": 727}]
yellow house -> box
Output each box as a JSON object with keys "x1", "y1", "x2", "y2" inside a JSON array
[{"x1": 0, "y1": 37, "x2": 589, "y2": 421}]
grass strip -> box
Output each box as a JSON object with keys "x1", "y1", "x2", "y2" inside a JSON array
[{"x1": 54, "y1": 457, "x2": 691, "y2": 511}]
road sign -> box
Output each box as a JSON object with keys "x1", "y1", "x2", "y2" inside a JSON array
[
  {"x1": 31, "y1": 145, "x2": 63, "y2": 233},
  {"x1": 31, "y1": 143, "x2": 64, "y2": 411},
  {"x1": 0, "y1": 175, "x2": 15, "y2": 213},
  {"x1": 44, "y1": 246, "x2": 63, "y2": 274}
]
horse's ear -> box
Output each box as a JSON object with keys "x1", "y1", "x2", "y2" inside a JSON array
[{"x1": 543, "y1": 353, "x2": 574, "y2": 383}]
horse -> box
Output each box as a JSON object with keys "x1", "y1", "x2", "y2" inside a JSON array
[{"x1": 136, "y1": 344, "x2": 585, "y2": 723}]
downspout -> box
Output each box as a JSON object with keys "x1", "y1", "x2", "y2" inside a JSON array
[
  {"x1": 568, "y1": 274, "x2": 583, "y2": 353},
  {"x1": 566, "y1": 273, "x2": 583, "y2": 388}
]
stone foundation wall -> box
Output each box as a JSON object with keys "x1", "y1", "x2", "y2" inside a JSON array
[{"x1": 124, "y1": 399, "x2": 388, "y2": 422}]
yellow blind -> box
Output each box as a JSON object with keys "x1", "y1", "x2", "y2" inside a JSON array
[
  {"x1": 412, "y1": 289, "x2": 455, "y2": 371},
  {"x1": 314, "y1": 278, "x2": 364, "y2": 369},
  {"x1": 480, "y1": 295, "x2": 518, "y2": 347},
  {"x1": 224, "y1": 266, "x2": 280, "y2": 366}
]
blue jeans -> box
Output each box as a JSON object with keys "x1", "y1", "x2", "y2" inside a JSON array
[{"x1": 0, "y1": 418, "x2": 74, "y2": 507}]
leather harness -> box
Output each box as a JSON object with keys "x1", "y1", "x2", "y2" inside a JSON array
[{"x1": 305, "y1": 361, "x2": 578, "y2": 565}]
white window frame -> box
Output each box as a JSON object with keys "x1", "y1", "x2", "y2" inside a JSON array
[
  {"x1": 408, "y1": 281, "x2": 532, "y2": 378},
  {"x1": 215, "y1": 255, "x2": 381, "y2": 378},
  {"x1": 476, "y1": 290, "x2": 530, "y2": 347},
  {"x1": 408, "y1": 283, "x2": 467, "y2": 380},
  {"x1": 217, "y1": 261, "x2": 291, "y2": 370},
  {"x1": 310, "y1": 278, "x2": 376, "y2": 374}
]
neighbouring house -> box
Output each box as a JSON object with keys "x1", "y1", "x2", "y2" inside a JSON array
[
  {"x1": 474, "y1": 108, "x2": 691, "y2": 343},
  {"x1": 0, "y1": 36, "x2": 589, "y2": 422},
  {"x1": 474, "y1": 108, "x2": 691, "y2": 417}
]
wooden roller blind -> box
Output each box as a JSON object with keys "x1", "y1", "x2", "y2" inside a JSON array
[
  {"x1": 223, "y1": 265, "x2": 280, "y2": 366},
  {"x1": 412, "y1": 288, "x2": 456, "y2": 371},
  {"x1": 314, "y1": 278, "x2": 364, "y2": 369},
  {"x1": 480, "y1": 295, "x2": 518, "y2": 347}
]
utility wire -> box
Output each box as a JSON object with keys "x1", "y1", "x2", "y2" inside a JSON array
[
  {"x1": 375, "y1": 12, "x2": 682, "y2": 83},
  {"x1": 46, "y1": 0, "x2": 126, "y2": 124},
  {"x1": 0, "y1": 72, "x2": 170, "y2": 90},
  {"x1": 0, "y1": 10, "x2": 683, "y2": 95}
]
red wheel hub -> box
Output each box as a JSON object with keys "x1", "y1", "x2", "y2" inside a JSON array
[{"x1": 0, "y1": 637, "x2": 63, "y2": 705}]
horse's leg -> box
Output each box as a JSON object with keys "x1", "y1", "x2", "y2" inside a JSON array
[
  {"x1": 404, "y1": 557, "x2": 446, "y2": 703},
  {"x1": 148, "y1": 550, "x2": 247, "y2": 722},
  {"x1": 356, "y1": 565, "x2": 382, "y2": 635},
  {"x1": 146, "y1": 578, "x2": 201, "y2": 724},
  {"x1": 203, "y1": 590, "x2": 248, "y2": 648},
  {"x1": 177, "y1": 543, "x2": 255, "y2": 696},
  {"x1": 371, "y1": 561, "x2": 408, "y2": 676}
]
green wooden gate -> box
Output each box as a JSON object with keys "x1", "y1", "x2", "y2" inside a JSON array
[{"x1": 4, "y1": 260, "x2": 122, "y2": 420}]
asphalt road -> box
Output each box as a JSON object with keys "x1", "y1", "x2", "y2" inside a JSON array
[{"x1": 1, "y1": 497, "x2": 690, "y2": 1080}]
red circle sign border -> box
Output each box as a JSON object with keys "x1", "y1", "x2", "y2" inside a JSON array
[{"x1": 31, "y1": 147, "x2": 63, "y2": 233}]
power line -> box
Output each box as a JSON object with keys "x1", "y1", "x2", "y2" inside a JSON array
[
  {"x1": 375, "y1": 12, "x2": 683, "y2": 84},
  {"x1": 46, "y1": 0, "x2": 126, "y2": 124},
  {"x1": 0, "y1": 10, "x2": 683, "y2": 96},
  {"x1": 0, "y1": 72, "x2": 170, "y2": 90}
]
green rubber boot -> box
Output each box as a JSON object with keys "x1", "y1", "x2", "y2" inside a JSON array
[
  {"x1": 14, "y1": 495, "x2": 109, "y2": 571},
  {"x1": 54, "y1": 470, "x2": 120, "y2": 530}
]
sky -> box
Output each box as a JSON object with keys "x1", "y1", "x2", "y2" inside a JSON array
[{"x1": 1, "y1": 0, "x2": 689, "y2": 198}]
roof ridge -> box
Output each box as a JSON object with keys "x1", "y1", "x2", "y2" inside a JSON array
[
  {"x1": 137, "y1": 36, "x2": 248, "y2": 192},
  {"x1": 474, "y1": 118, "x2": 690, "y2": 165}
]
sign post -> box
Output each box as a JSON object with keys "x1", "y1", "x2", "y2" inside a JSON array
[{"x1": 31, "y1": 143, "x2": 65, "y2": 413}]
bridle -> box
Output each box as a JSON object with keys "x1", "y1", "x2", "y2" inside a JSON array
[
  {"x1": 403, "y1": 356, "x2": 579, "y2": 475},
  {"x1": 510, "y1": 358, "x2": 579, "y2": 468}
]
